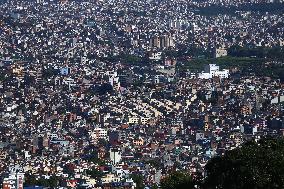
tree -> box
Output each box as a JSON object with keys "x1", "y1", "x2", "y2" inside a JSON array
[
  {"x1": 204, "y1": 137, "x2": 284, "y2": 189},
  {"x1": 24, "y1": 173, "x2": 37, "y2": 187},
  {"x1": 24, "y1": 174, "x2": 59, "y2": 187},
  {"x1": 47, "y1": 175, "x2": 58, "y2": 187},
  {"x1": 131, "y1": 174, "x2": 144, "y2": 189},
  {"x1": 86, "y1": 167, "x2": 104, "y2": 179},
  {"x1": 160, "y1": 171, "x2": 195, "y2": 189},
  {"x1": 97, "y1": 138, "x2": 108, "y2": 147},
  {"x1": 42, "y1": 67, "x2": 59, "y2": 79},
  {"x1": 152, "y1": 184, "x2": 159, "y2": 189},
  {"x1": 87, "y1": 151, "x2": 106, "y2": 166}
]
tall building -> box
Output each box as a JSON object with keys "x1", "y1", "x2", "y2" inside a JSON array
[
  {"x1": 160, "y1": 35, "x2": 170, "y2": 48},
  {"x1": 109, "y1": 148, "x2": 122, "y2": 165},
  {"x1": 154, "y1": 36, "x2": 160, "y2": 48},
  {"x1": 169, "y1": 19, "x2": 189, "y2": 30},
  {"x1": 149, "y1": 34, "x2": 174, "y2": 49}
]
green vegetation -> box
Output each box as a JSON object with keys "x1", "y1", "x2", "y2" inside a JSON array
[
  {"x1": 131, "y1": 174, "x2": 145, "y2": 189},
  {"x1": 164, "y1": 47, "x2": 211, "y2": 59},
  {"x1": 85, "y1": 151, "x2": 106, "y2": 166},
  {"x1": 143, "y1": 158, "x2": 163, "y2": 169},
  {"x1": 89, "y1": 156, "x2": 106, "y2": 166},
  {"x1": 179, "y1": 56, "x2": 284, "y2": 80},
  {"x1": 86, "y1": 167, "x2": 105, "y2": 179},
  {"x1": 24, "y1": 174, "x2": 59, "y2": 188},
  {"x1": 178, "y1": 46, "x2": 284, "y2": 80},
  {"x1": 156, "y1": 137, "x2": 284, "y2": 189},
  {"x1": 204, "y1": 137, "x2": 284, "y2": 189},
  {"x1": 0, "y1": 73, "x2": 6, "y2": 81},
  {"x1": 179, "y1": 56, "x2": 264, "y2": 71},
  {"x1": 23, "y1": 138, "x2": 284, "y2": 188},
  {"x1": 160, "y1": 171, "x2": 195, "y2": 189},
  {"x1": 228, "y1": 46, "x2": 284, "y2": 60},
  {"x1": 101, "y1": 54, "x2": 148, "y2": 65},
  {"x1": 42, "y1": 67, "x2": 59, "y2": 79}
]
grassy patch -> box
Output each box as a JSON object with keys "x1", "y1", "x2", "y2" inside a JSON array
[
  {"x1": 178, "y1": 56, "x2": 284, "y2": 80},
  {"x1": 179, "y1": 56, "x2": 264, "y2": 71}
]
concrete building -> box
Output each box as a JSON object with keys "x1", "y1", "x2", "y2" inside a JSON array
[
  {"x1": 89, "y1": 128, "x2": 108, "y2": 141},
  {"x1": 3, "y1": 172, "x2": 25, "y2": 189},
  {"x1": 109, "y1": 148, "x2": 122, "y2": 165},
  {"x1": 214, "y1": 48, "x2": 228, "y2": 58},
  {"x1": 199, "y1": 64, "x2": 229, "y2": 79}
]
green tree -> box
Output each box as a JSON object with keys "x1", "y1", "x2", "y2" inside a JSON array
[
  {"x1": 24, "y1": 174, "x2": 59, "y2": 187},
  {"x1": 86, "y1": 167, "x2": 104, "y2": 179},
  {"x1": 204, "y1": 137, "x2": 284, "y2": 189},
  {"x1": 160, "y1": 171, "x2": 195, "y2": 189},
  {"x1": 0, "y1": 72, "x2": 5, "y2": 81},
  {"x1": 48, "y1": 175, "x2": 59, "y2": 187},
  {"x1": 89, "y1": 155, "x2": 106, "y2": 166},
  {"x1": 131, "y1": 174, "x2": 144, "y2": 189},
  {"x1": 152, "y1": 184, "x2": 159, "y2": 189},
  {"x1": 97, "y1": 138, "x2": 108, "y2": 147},
  {"x1": 24, "y1": 174, "x2": 37, "y2": 186}
]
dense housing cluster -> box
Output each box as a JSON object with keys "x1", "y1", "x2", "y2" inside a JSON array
[{"x1": 0, "y1": 0, "x2": 284, "y2": 188}]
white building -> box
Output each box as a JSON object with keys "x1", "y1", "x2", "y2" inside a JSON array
[
  {"x1": 149, "y1": 52, "x2": 162, "y2": 61},
  {"x1": 271, "y1": 95, "x2": 284, "y2": 104},
  {"x1": 89, "y1": 128, "x2": 108, "y2": 141},
  {"x1": 101, "y1": 174, "x2": 121, "y2": 184},
  {"x1": 198, "y1": 64, "x2": 229, "y2": 79},
  {"x1": 109, "y1": 148, "x2": 122, "y2": 165},
  {"x1": 128, "y1": 117, "x2": 140, "y2": 124}
]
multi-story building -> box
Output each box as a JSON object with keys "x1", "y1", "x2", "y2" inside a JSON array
[
  {"x1": 2, "y1": 172, "x2": 25, "y2": 189},
  {"x1": 214, "y1": 48, "x2": 228, "y2": 58},
  {"x1": 199, "y1": 64, "x2": 229, "y2": 79},
  {"x1": 89, "y1": 128, "x2": 108, "y2": 142},
  {"x1": 109, "y1": 148, "x2": 122, "y2": 165}
]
